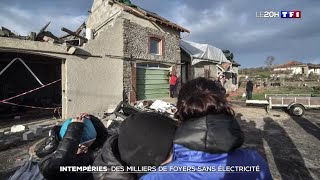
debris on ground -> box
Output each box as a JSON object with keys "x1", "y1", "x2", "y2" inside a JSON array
[{"x1": 10, "y1": 125, "x2": 25, "y2": 133}]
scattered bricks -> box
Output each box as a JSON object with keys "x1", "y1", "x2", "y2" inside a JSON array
[
  {"x1": 29, "y1": 125, "x2": 43, "y2": 136},
  {"x1": 23, "y1": 131, "x2": 34, "y2": 141}
]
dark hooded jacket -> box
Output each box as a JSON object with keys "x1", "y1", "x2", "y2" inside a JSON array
[
  {"x1": 39, "y1": 122, "x2": 95, "y2": 180},
  {"x1": 38, "y1": 116, "x2": 108, "y2": 180},
  {"x1": 141, "y1": 114, "x2": 273, "y2": 180},
  {"x1": 93, "y1": 121, "x2": 137, "y2": 180}
]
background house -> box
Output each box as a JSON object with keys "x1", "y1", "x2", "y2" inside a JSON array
[
  {"x1": 307, "y1": 63, "x2": 320, "y2": 75},
  {"x1": 273, "y1": 61, "x2": 307, "y2": 77},
  {"x1": 180, "y1": 40, "x2": 240, "y2": 91},
  {"x1": 273, "y1": 61, "x2": 320, "y2": 78}
]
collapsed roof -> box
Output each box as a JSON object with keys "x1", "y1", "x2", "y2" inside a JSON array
[{"x1": 180, "y1": 40, "x2": 230, "y2": 65}]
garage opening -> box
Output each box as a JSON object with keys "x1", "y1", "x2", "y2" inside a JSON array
[
  {"x1": 136, "y1": 63, "x2": 170, "y2": 100},
  {"x1": 0, "y1": 51, "x2": 63, "y2": 126}
]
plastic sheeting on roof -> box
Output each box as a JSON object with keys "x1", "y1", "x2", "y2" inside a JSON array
[{"x1": 180, "y1": 40, "x2": 230, "y2": 65}]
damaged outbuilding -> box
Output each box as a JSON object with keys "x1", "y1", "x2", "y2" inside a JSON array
[
  {"x1": 0, "y1": 0, "x2": 189, "y2": 120},
  {"x1": 0, "y1": 52, "x2": 62, "y2": 118}
]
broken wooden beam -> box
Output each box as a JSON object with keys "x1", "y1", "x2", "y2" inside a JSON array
[
  {"x1": 39, "y1": 21, "x2": 51, "y2": 34},
  {"x1": 59, "y1": 22, "x2": 86, "y2": 39},
  {"x1": 61, "y1": 27, "x2": 88, "y2": 42}
]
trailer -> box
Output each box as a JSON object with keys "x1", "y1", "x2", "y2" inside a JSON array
[{"x1": 246, "y1": 94, "x2": 320, "y2": 116}]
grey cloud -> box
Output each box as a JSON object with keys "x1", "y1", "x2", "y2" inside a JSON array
[{"x1": 0, "y1": 0, "x2": 319, "y2": 67}]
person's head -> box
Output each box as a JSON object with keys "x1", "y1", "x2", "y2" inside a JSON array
[
  {"x1": 118, "y1": 112, "x2": 177, "y2": 166},
  {"x1": 59, "y1": 118, "x2": 97, "y2": 154},
  {"x1": 175, "y1": 77, "x2": 234, "y2": 122}
]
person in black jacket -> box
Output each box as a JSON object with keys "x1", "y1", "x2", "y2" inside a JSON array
[
  {"x1": 36, "y1": 114, "x2": 108, "y2": 158},
  {"x1": 246, "y1": 77, "x2": 254, "y2": 100},
  {"x1": 93, "y1": 113, "x2": 177, "y2": 180},
  {"x1": 139, "y1": 77, "x2": 271, "y2": 180},
  {"x1": 39, "y1": 113, "x2": 107, "y2": 180}
]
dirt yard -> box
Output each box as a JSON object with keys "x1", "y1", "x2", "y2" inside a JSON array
[
  {"x1": 0, "y1": 104, "x2": 319, "y2": 180},
  {"x1": 234, "y1": 103, "x2": 320, "y2": 180}
]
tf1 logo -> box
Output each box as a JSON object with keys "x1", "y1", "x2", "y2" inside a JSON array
[
  {"x1": 281, "y1": 11, "x2": 301, "y2": 18},
  {"x1": 256, "y1": 11, "x2": 301, "y2": 18}
]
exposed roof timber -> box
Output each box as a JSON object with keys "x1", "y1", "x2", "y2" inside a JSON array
[{"x1": 115, "y1": 1, "x2": 190, "y2": 33}]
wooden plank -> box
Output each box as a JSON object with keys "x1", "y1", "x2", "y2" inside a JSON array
[
  {"x1": 59, "y1": 22, "x2": 86, "y2": 39},
  {"x1": 61, "y1": 27, "x2": 88, "y2": 42},
  {"x1": 39, "y1": 22, "x2": 51, "y2": 34}
]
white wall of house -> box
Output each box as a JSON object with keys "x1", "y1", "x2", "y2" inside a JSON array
[
  {"x1": 308, "y1": 68, "x2": 320, "y2": 75},
  {"x1": 273, "y1": 66, "x2": 306, "y2": 75}
]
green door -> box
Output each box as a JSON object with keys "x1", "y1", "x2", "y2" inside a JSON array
[{"x1": 136, "y1": 67, "x2": 170, "y2": 100}]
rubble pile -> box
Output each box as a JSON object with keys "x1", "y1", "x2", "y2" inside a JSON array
[
  {"x1": 135, "y1": 100, "x2": 177, "y2": 118},
  {"x1": 98, "y1": 100, "x2": 178, "y2": 126},
  {"x1": 0, "y1": 21, "x2": 87, "y2": 47}
]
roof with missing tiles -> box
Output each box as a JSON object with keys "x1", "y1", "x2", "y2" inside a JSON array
[{"x1": 114, "y1": 0, "x2": 190, "y2": 33}]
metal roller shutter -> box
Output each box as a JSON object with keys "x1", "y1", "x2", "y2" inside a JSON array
[{"x1": 136, "y1": 67, "x2": 170, "y2": 100}]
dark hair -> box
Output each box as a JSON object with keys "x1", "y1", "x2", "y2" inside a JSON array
[{"x1": 174, "y1": 77, "x2": 234, "y2": 121}]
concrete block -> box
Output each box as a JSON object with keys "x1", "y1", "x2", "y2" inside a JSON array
[
  {"x1": 23, "y1": 131, "x2": 34, "y2": 140},
  {"x1": 29, "y1": 125, "x2": 43, "y2": 136}
]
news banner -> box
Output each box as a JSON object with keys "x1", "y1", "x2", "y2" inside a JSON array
[{"x1": 60, "y1": 165, "x2": 261, "y2": 173}]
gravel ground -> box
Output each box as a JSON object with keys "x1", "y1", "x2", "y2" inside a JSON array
[{"x1": 0, "y1": 105, "x2": 319, "y2": 180}]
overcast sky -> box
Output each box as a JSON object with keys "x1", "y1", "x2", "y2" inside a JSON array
[{"x1": 0, "y1": 0, "x2": 319, "y2": 67}]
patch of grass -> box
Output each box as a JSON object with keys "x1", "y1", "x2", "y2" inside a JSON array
[
  {"x1": 231, "y1": 86, "x2": 320, "y2": 101},
  {"x1": 252, "y1": 93, "x2": 267, "y2": 100},
  {"x1": 252, "y1": 87, "x2": 319, "y2": 100}
]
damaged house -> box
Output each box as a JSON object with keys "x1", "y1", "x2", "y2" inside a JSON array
[
  {"x1": 180, "y1": 40, "x2": 240, "y2": 91},
  {"x1": 0, "y1": 0, "x2": 189, "y2": 119}
]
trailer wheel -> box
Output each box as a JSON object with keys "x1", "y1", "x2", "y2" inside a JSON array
[{"x1": 289, "y1": 104, "x2": 305, "y2": 116}]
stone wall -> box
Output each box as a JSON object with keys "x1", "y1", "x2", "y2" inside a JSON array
[
  {"x1": 192, "y1": 62, "x2": 218, "y2": 79},
  {"x1": 122, "y1": 19, "x2": 181, "y2": 101},
  {"x1": 123, "y1": 20, "x2": 180, "y2": 63}
]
